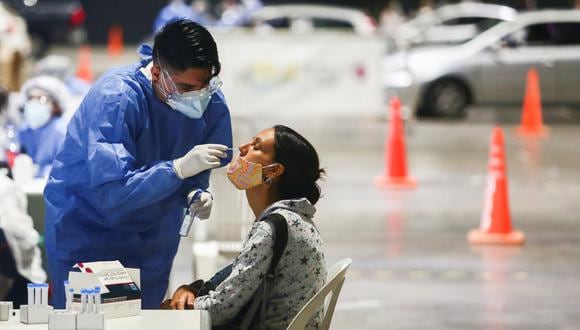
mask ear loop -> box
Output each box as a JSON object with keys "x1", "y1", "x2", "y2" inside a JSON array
[
  {"x1": 155, "y1": 54, "x2": 178, "y2": 98},
  {"x1": 158, "y1": 68, "x2": 177, "y2": 99},
  {"x1": 262, "y1": 163, "x2": 280, "y2": 186}
]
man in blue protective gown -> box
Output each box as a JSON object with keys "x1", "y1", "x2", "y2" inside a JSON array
[{"x1": 44, "y1": 19, "x2": 233, "y2": 309}]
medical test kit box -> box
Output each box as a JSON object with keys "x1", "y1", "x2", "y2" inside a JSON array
[{"x1": 68, "y1": 260, "x2": 141, "y2": 319}]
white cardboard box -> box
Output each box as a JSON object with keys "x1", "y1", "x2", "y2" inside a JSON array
[{"x1": 68, "y1": 265, "x2": 141, "y2": 319}]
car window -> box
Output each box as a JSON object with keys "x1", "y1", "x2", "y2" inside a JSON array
[
  {"x1": 475, "y1": 18, "x2": 502, "y2": 33},
  {"x1": 261, "y1": 17, "x2": 291, "y2": 29},
  {"x1": 438, "y1": 18, "x2": 503, "y2": 45},
  {"x1": 441, "y1": 16, "x2": 489, "y2": 26},
  {"x1": 311, "y1": 17, "x2": 354, "y2": 30},
  {"x1": 502, "y1": 22, "x2": 580, "y2": 48},
  {"x1": 550, "y1": 22, "x2": 580, "y2": 46},
  {"x1": 525, "y1": 23, "x2": 554, "y2": 45},
  {"x1": 502, "y1": 23, "x2": 554, "y2": 47}
]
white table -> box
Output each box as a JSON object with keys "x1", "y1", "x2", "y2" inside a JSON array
[{"x1": 0, "y1": 310, "x2": 211, "y2": 330}]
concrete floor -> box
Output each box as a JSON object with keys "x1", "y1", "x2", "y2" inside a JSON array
[
  {"x1": 169, "y1": 109, "x2": 580, "y2": 330},
  {"x1": 283, "y1": 112, "x2": 580, "y2": 330},
  {"x1": 46, "y1": 46, "x2": 580, "y2": 329}
]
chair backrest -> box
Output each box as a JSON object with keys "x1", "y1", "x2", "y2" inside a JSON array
[{"x1": 287, "y1": 258, "x2": 352, "y2": 330}]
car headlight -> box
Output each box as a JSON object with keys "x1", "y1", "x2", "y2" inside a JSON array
[{"x1": 384, "y1": 70, "x2": 414, "y2": 88}]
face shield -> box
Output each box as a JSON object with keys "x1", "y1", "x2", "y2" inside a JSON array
[{"x1": 156, "y1": 62, "x2": 222, "y2": 119}]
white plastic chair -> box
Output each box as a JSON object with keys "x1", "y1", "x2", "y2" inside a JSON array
[{"x1": 287, "y1": 258, "x2": 353, "y2": 330}]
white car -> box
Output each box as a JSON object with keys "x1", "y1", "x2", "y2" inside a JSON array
[
  {"x1": 390, "y1": 3, "x2": 517, "y2": 51},
  {"x1": 0, "y1": 2, "x2": 31, "y2": 91},
  {"x1": 246, "y1": 4, "x2": 377, "y2": 35},
  {"x1": 384, "y1": 10, "x2": 580, "y2": 118}
]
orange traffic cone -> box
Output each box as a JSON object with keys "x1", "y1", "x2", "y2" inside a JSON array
[
  {"x1": 468, "y1": 127, "x2": 525, "y2": 245},
  {"x1": 375, "y1": 97, "x2": 417, "y2": 189},
  {"x1": 107, "y1": 25, "x2": 124, "y2": 58},
  {"x1": 516, "y1": 68, "x2": 548, "y2": 138},
  {"x1": 76, "y1": 45, "x2": 93, "y2": 82}
]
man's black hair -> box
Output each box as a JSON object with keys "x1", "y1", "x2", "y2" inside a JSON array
[{"x1": 153, "y1": 19, "x2": 221, "y2": 76}]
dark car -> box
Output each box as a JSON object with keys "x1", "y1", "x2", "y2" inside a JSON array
[{"x1": 1, "y1": 0, "x2": 86, "y2": 56}]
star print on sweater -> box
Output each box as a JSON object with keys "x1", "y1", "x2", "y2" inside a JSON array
[{"x1": 194, "y1": 198, "x2": 327, "y2": 329}]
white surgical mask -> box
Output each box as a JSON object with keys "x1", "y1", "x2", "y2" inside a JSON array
[
  {"x1": 23, "y1": 100, "x2": 52, "y2": 129},
  {"x1": 165, "y1": 90, "x2": 212, "y2": 119},
  {"x1": 156, "y1": 63, "x2": 222, "y2": 119}
]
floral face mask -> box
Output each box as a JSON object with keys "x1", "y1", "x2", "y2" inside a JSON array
[{"x1": 226, "y1": 156, "x2": 278, "y2": 190}]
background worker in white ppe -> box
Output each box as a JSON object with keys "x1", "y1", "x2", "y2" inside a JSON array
[
  {"x1": 17, "y1": 75, "x2": 70, "y2": 178},
  {"x1": 44, "y1": 19, "x2": 232, "y2": 309},
  {"x1": 0, "y1": 172, "x2": 46, "y2": 307},
  {"x1": 33, "y1": 55, "x2": 92, "y2": 98}
]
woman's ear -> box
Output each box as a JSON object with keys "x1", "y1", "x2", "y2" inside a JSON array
[{"x1": 266, "y1": 163, "x2": 285, "y2": 181}]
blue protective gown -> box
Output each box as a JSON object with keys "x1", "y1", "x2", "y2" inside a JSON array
[
  {"x1": 44, "y1": 47, "x2": 233, "y2": 309},
  {"x1": 153, "y1": 1, "x2": 212, "y2": 33},
  {"x1": 154, "y1": 1, "x2": 193, "y2": 33},
  {"x1": 18, "y1": 117, "x2": 67, "y2": 178}
]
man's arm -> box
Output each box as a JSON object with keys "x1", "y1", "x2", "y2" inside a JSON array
[
  {"x1": 187, "y1": 92, "x2": 233, "y2": 190},
  {"x1": 84, "y1": 77, "x2": 183, "y2": 231}
]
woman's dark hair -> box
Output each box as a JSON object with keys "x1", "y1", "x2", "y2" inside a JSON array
[
  {"x1": 153, "y1": 19, "x2": 221, "y2": 76},
  {"x1": 273, "y1": 125, "x2": 325, "y2": 205}
]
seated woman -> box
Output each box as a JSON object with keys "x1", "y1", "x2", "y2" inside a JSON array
[
  {"x1": 18, "y1": 75, "x2": 70, "y2": 178},
  {"x1": 167, "y1": 125, "x2": 326, "y2": 328}
]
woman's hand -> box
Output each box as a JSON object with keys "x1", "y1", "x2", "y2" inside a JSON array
[{"x1": 169, "y1": 285, "x2": 196, "y2": 310}]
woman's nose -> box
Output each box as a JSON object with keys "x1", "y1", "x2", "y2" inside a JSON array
[{"x1": 238, "y1": 144, "x2": 248, "y2": 156}]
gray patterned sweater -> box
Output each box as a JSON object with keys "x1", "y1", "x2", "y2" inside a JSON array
[{"x1": 194, "y1": 198, "x2": 327, "y2": 329}]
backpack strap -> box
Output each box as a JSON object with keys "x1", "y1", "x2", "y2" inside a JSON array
[
  {"x1": 263, "y1": 213, "x2": 288, "y2": 279},
  {"x1": 239, "y1": 213, "x2": 288, "y2": 330}
]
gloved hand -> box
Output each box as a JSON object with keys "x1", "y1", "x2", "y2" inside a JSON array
[
  {"x1": 188, "y1": 190, "x2": 213, "y2": 220},
  {"x1": 173, "y1": 144, "x2": 228, "y2": 179}
]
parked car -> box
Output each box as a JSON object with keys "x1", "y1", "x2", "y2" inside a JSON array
[
  {"x1": 1, "y1": 0, "x2": 86, "y2": 56},
  {"x1": 384, "y1": 10, "x2": 580, "y2": 118},
  {"x1": 389, "y1": 3, "x2": 517, "y2": 51},
  {"x1": 0, "y1": 1, "x2": 31, "y2": 91},
  {"x1": 245, "y1": 4, "x2": 377, "y2": 35}
]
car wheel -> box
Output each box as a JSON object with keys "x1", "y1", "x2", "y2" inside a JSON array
[{"x1": 423, "y1": 79, "x2": 469, "y2": 118}]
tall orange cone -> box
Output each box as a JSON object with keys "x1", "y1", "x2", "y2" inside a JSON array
[
  {"x1": 76, "y1": 45, "x2": 93, "y2": 82},
  {"x1": 516, "y1": 68, "x2": 548, "y2": 138},
  {"x1": 468, "y1": 127, "x2": 525, "y2": 245},
  {"x1": 107, "y1": 25, "x2": 124, "y2": 58},
  {"x1": 375, "y1": 97, "x2": 417, "y2": 189}
]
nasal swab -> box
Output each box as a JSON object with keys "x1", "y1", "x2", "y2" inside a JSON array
[
  {"x1": 27, "y1": 284, "x2": 34, "y2": 306},
  {"x1": 67, "y1": 288, "x2": 74, "y2": 312},
  {"x1": 34, "y1": 284, "x2": 41, "y2": 306},
  {"x1": 94, "y1": 287, "x2": 102, "y2": 313},
  {"x1": 81, "y1": 289, "x2": 87, "y2": 313},
  {"x1": 41, "y1": 284, "x2": 48, "y2": 306}
]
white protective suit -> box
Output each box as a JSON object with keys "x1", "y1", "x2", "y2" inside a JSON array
[{"x1": 0, "y1": 173, "x2": 46, "y2": 283}]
